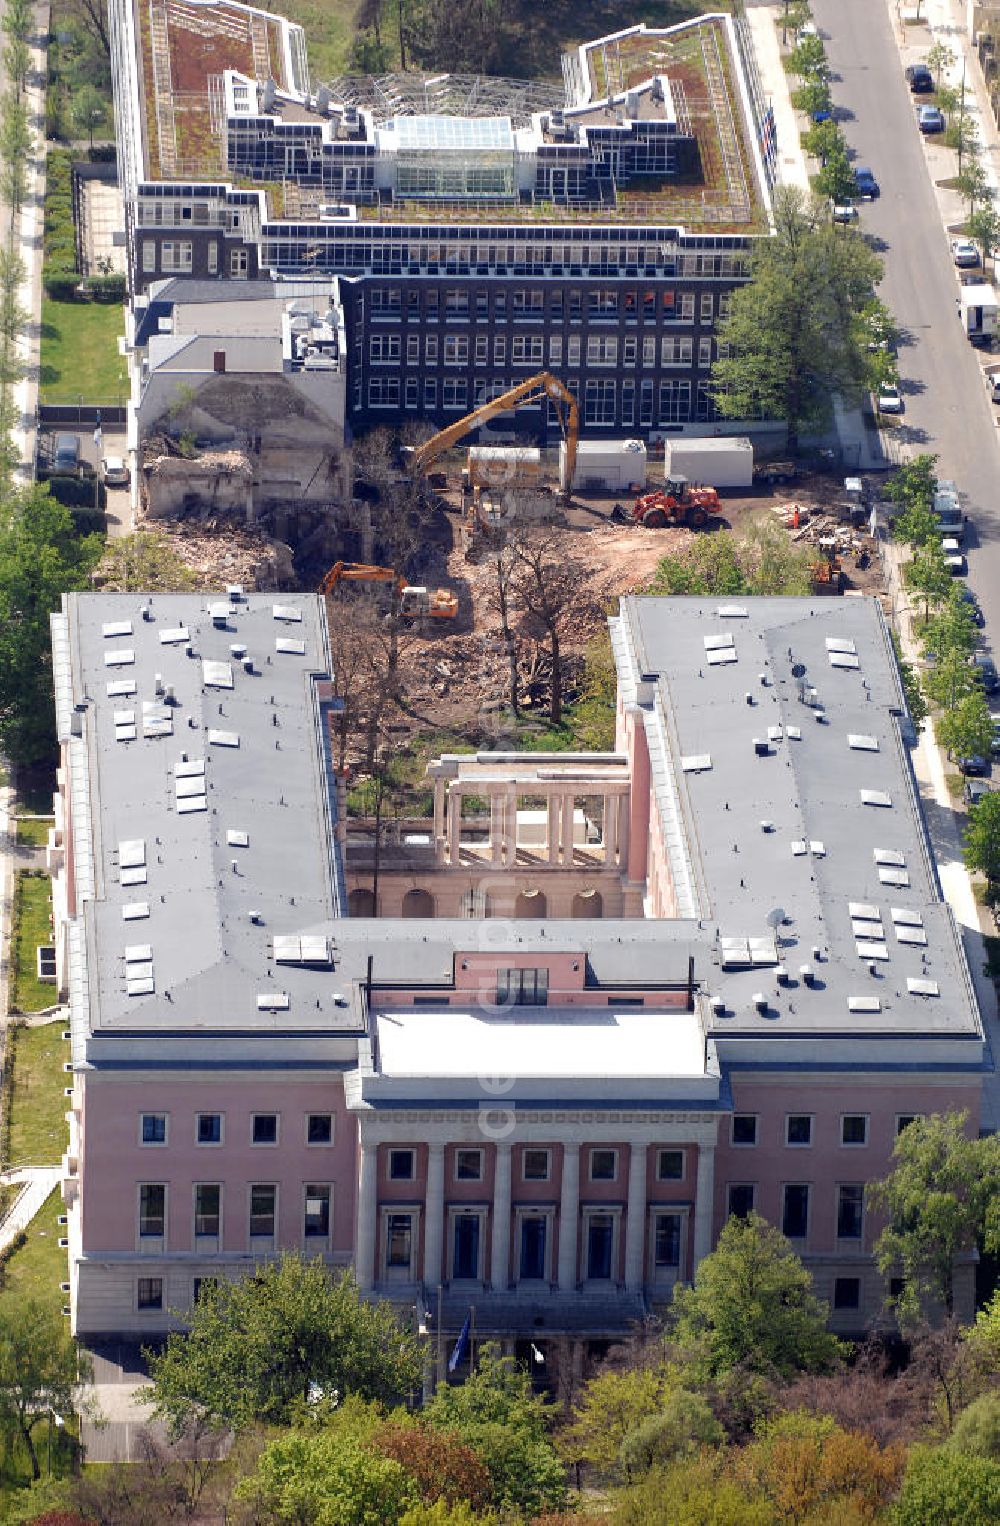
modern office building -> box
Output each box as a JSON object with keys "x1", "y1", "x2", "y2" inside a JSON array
[
  {"x1": 50, "y1": 591, "x2": 986, "y2": 1359},
  {"x1": 109, "y1": 0, "x2": 777, "y2": 438}
]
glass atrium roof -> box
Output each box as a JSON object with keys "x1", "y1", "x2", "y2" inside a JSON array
[{"x1": 381, "y1": 115, "x2": 515, "y2": 151}]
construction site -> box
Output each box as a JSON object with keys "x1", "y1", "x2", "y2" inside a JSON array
[{"x1": 115, "y1": 370, "x2": 892, "y2": 796}]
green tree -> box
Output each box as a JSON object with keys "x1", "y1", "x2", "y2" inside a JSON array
[
  {"x1": 399, "y1": 1504, "x2": 483, "y2": 1526},
  {"x1": 0, "y1": 91, "x2": 32, "y2": 211},
  {"x1": 0, "y1": 1299, "x2": 87, "y2": 1481},
  {"x1": 70, "y1": 83, "x2": 104, "y2": 148},
  {"x1": 956, "y1": 158, "x2": 993, "y2": 221},
  {"x1": 790, "y1": 78, "x2": 831, "y2": 118},
  {"x1": 614, "y1": 1454, "x2": 776, "y2": 1526},
  {"x1": 904, "y1": 539, "x2": 952, "y2": 620},
  {"x1": 669, "y1": 1213, "x2": 843, "y2": 1382},
  {"x1": 887, "y1": 453, "x2": 939, "y2": 518},
  {"x1": 869, "y1": 1113, "x2": 1000, "y2": 1321},
  {"x1": 648, "y1": 525, "x2": 811, "y2": 598},
  {"x1": 921, "y1": 594, "x2": 978, "y2": 660},
  {"x1": 801, "y1": 117, "x2": 843, "y2": 164},
  {"x1": 0, "y1": 485, "x2": 102, "y2": 765},
  {"x1": 947, "y1": 1394, "x2": 1000, "y2": 1459},
  {"x1": 815, "y1": 145, "x2": 857, "y2": 207},
  {"x1": 897, "y1": 1446, "x2": 1000, "y2": 1525},
  {"x1": 146, "y1": 1255, "x2": 423, "y2": 1434},
  {"x1": 618, "y1": 1390, "x2": 724, "y2": 1478},
  {"x1": 425, "y1": 1345, "x2": 566, "y2": 1516},
  {"x1": 927, "y1": 41, "x2": 956, "y2": 89},
  {"x1": 937, "y1": 83, "x2": 960, "y2": 123},
  {"x1": 938, "y1": 692, "x2": 994, "y2": 763},
  {"x1": 924, "y1": 649, "x2": 979, "y2": 712},
  {"x1": 969, "y1": 204, "x2": 1000, "y2": 270},
  {"x1": 711, "y1": 187, "x2": 882, "y2": 450},
  {"x1": 964, "y1": 790, "x2": 1000, "y2": 887},
  {"x1": 236, "y1": 1429, "x2": 418, "y2": 1526},
  {"x1": 892, "y1": 631, "x2": 929, "y2": 730},
  {"x1": 2, "y1": 36, "x2": 29, "y2": 96},
  {"x1": 787, "y1": 34, "x2": 828, "y2": 80},
  {"x1": 560, "y1": 1365, "x2": 677, "y2": 1476}
]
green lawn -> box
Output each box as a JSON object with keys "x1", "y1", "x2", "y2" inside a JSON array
[
  {"x1": 6, "y1": 1022, "x2": 71, "y2": 1168},
  {"x1": 14, "y1": 817, "x2": 52, "y2": 849},
  {"x1": 0, "y1": 1190, "x2": 67, "y2": 1317},
  {"x1": 11, "y1": 873, "x2": 55, "y2": 1014},
  {"x1": 39, "y1": 298, "x2": 126, "y2": 406}
]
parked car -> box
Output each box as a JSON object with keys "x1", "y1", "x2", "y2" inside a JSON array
[
  {"x1": 753, "y1": 460, "x2": 798, "y2": 485},
  {"x1": 942, "y1": 537, "x2": 967, "y2": 574},
  {"x1": 973, "y1": 653, "x2": 1000, "y2": 693},
  {"x1": 52, "y1": 433, "x2": 81, "y2": 474},
  {"x1": 965, "y1": 777, "x2": 993, "y2": 807},
  {"x1": 952, "y1": 238, "x2": 981, "y2": 268},
  {"x1": 917, "y1": 104, "x2": 945, "y2": 133},
  {"x1": 833, "y1": 202, "x2": 859, "y2": 223},
  {"x1": 958, "y1": 754, "x2": 991, "y2": 777},
  {"x1": 906, "y1": 63, "x2": 934, "y2": 92},
  {"x1": 101, "y1": 454, "x2": 130, "y2": 486},
  {"x1": 990, "y1": 714, "x2": 1000, "y2": 757},
  {"x1": 956, "y1": 585, "x2": 984, "y2": 625},
  {"x1": 877, "y1": 383, "x2": 903, "y2": 414},
  {"x1": 854, "y1": 167, "x2": 880, "y2": 198}
]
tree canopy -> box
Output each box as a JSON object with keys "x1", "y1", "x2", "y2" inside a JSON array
[
  {"x1": 0, "y1": 1298, "x2": 87, "y2": 1481},
  {"x1": 869, "y1": 1113, "x2": 1000, "y2": 1321},
  {"x1": 145, "y1": 1255, "x2": 423, "y2": 1433},
  {"x1": 669, "y1": 1213, "x2": 843, "y2": 1381},
  {"x1": 648, "y1": 523, "x2": 812, "y2": 597},
  {"x1": 964, "y1": 790, "x2": 1000, "y2": 886},
  {"x1": 710, "y1": 187, "x2": 883, "y2": 449},
  {"x1": 0, "y1": 485, "x2": 102, "y2": 764}
]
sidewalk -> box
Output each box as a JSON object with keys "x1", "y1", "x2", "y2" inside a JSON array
[
  {"x1": 0, "y1": 1165, "x2": 61, "y2": 1252},
  {"x1": 11, "y1": 1, "x2": 51, "y2": 483},
  {"x1": 881, "y1": 533, "x2": 1000, "y2": 1130},
  {"x1": 747, "y1": 4, "x2": 894, "y2": 470}
]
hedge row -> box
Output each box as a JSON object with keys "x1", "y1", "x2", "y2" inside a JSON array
[{"x1": 42, "y1": 147, "x2": 77, "y2": 301}]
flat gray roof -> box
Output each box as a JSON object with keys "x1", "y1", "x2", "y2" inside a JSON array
[
  {"x1": 55, "y1": 591, "x2": 354, "y2": 1036},
  {"x1": 616, "y1": 595, "x2": 983, "y2": 1040}
]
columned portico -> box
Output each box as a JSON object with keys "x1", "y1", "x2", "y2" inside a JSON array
[
  {"x1": 356, "y1": 1141, "x2": 377, "y2": 1292},
  {"x1": 491, "y1": 1142, "x2": 511, "y2": 1289},
  {"x1": 423, "y1": 1142, "x2": 445, "y2": 1284},
  {"x1": 624, "y1": 1141, "x2": 647, "y2": 1291},
  {"x1": 693, "y1": 1141, "x2": 716, "y2": 1269},
  {"x1": 557, "y1": 1143, "x2": 580, "y2": 1291}
]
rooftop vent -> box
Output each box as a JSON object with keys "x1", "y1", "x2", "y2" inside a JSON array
[
  {"x1": 800, "y1": 964, "x2": 815, "y2": 986},
  {"x1": 257, "y1": 991, "x2": 290, "y2": 1011},
  {"x1": 753, "y1": 738, "x2": 769, "y2": 757},
  {"x1": 753, "y1": 992, "x2": 768, "y2": 1014}
]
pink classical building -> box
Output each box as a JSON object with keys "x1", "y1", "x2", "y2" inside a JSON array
[{"x1": 48, "y1": 591, "x2": 986, "y2": 1372}]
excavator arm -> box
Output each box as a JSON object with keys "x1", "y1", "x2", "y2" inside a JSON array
[
  {"x1": 319, "y1": 561, "x2": 402, "y2": 596},
  {"x1": 408, "y1": 371, "x2": 579, "y2": 494}
]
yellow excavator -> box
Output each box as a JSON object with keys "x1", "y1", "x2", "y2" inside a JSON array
[
  {"x1": 406, "y1": 371, "x2": 579, "y2": 497},
  {"x1": 319, "y1": 561, "x2": 458, "y2": 619}
]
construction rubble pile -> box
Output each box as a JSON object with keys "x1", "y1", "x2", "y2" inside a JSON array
[{"x1": 145, "y1": 517, "x2": 297, "y2": 590}]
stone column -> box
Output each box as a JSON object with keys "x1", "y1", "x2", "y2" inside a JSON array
[
  {"x1": 547, "y1": 795, "x2": 561, "y2": 864},
  {"x1": 604, "y1": 793, "x2": 618, "y2": 864},
  {"x1": 693, "y1": 1142, "x2": 716, "y2": 1271},
  {"x1": 627, "y1": 706, "x2": 651, "y2": 884},
  {"x1": 356, "y1": 1141, "x2": 378, "y2": 1292},
  {"x1": 490, "y1": 790, "x2": 504, "y2": 864},
  {"x1": 447, "y1": 787, "x2": 461, "y2": 865},
  {"x1": 557, "y1": 1143, "x2": 580, "y2": 1291},
  {"x1": 504, "y1": 785, "x2": 517, "y2": 864},
  {"x1": 560, "y1": 791, "x2": 574, "y2": 865},
  {"x1": 433, "y1": 777, "x2": 446, "y2": 856},
  {"x1": 491, "y1": 1143, "x2": 511, "y2": 1289},
  {"x1": 423, "y1": 1142, "x2": 445, "y2": 1285},
  {"x1": 624, "y1": 1141, "x2": 647, "y2": 1291}
]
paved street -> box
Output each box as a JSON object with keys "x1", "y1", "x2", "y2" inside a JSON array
[{"x1": 810, "y1": 0, "x2": 1000, "y2": 639}]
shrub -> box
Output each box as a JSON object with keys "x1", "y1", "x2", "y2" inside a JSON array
[
  {"x1": 42, "y1": 268, "x2": 81, "y2": 301},
  {"x1": 84, "y1": 273, "x2": 126, "y2": 302}
]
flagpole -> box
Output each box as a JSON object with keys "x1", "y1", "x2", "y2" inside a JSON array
[{"x1": 470, "y1": 1304, "x2": 476, "y2": 1370}]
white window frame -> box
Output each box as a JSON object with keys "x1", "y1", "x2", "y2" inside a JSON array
[
  {"x1": 444, "y1": 334, "x2": 469, "y2": 366},
  {"x1": 304, "y1": 1183, "x2": 333, "y2": 1248},
  {"x1": 567, "y1": 335, "x2": 581, "y2": 366},
  {"x1": 137, "y1": 1182, "x2": 166, "y2": 1252},
  {"x1": 388, "y1": 1147, "x2": 415, "y2": 1182},
  {"x1": 142, "y1": 240, "x2": 156, "y2": 274},
  {"x1": 726, "y1": 1182, "x2": 756, "y2": 1219},
  {"x1": 136, "y1": 1275, "x2": 164, "y2": 1312},
  {"x1": 781, "y1": 1182, "x2": 810, "y2": 1243},
  {"x1": 836, "y1": 1182, "x2": 865, "y2": 1244},
  {"x1": 381, "y1": 1205, "x2": 420, "y2": 1281},
  {"x1": 305, "y1": 1113, "x2": 334, "y2": 1146},
  {"x1": 442, "y1": 377, "x2": 468, "y2": 410},
  {"x1": 841, "y1": 1114, "x2": 869, "y2": 1147},
  {"x1": 161, "y1": 240, "x2": 193, "y2": 274},
  {"x1": 589, "y1": 1147, "x2": 618, "y2": 1183},
  {"x1": 522, "y1": 1147, "x2": 551, "y2": 1182},
  {"x1": 493, "y1": 335, "x2": 506, "y2": 364},
  {"x1": 406, "y1": 334, "x2": 420, "y2": 364},
  {"x1": 193, "y1": 1182, "x2": 221, "y2": 1247},
  {"x1": 514, "y1": 1206, "x2": 554, "y2": 1284},
  {"x1": 647, "y1": 1205, "x2": 689, "y2": 1285},
  {"x1": 229, "y1": 247, "x2": 248, "y2": 278},
  {"x1": 454, "y1": 1147, "x2": 483, "y2": 1182},
  {"x1": 731, "y1": 1114, "x2": 758, "y2": 1147},
  {"x1": 785, "y1": 1114, "x2": 814, "y2": 1148},
  {"x1": 207, "y1": 242, "x2": 218, "y2": 275},
  {"x1": 248, "y1": 1182, "x2": 278, "y2": 1248},
  {"x1": 195, "y1": 1111, "x2": 224, "y2": 1147},
  {"x1": 833, "y1": 1274, "x2": 862, "y2": 1313},
  {"x1": 896, "y1": 1112, "x2": 921, "y2": 1136},
  {"x1": 656, "y1": 1147, "x2": 684, "y2": 1183},
  {"x1": 549, "y1": 334, "x2": 563, "y2": 365},
  {"x1": 474, "y1": 334, "x2": 488, "y2": 365},
  {"x1": 139, "y1": 1112, "x2": 168, "y2": 1147},
  {"x1": 581, "y1": 1204, "x2": 622, "y2": 1283},
  {"x1": 448, "y1": 1205, "x2": 487, "y2": 1280},
  {"x1": 251, "y1": 1112, "x2": 280, "y2": 1147}
]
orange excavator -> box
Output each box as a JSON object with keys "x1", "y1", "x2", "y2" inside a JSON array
[
  {"x1": 319, "y1": 561, "x2": 458, "y2": 619},
  {"x1": 629, "y1": 475, "x2": 722, "y2": 530}
]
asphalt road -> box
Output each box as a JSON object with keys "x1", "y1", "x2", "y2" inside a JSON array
[{"x1": 810, "y1": 0, "x2": 1000, "y2": 642}]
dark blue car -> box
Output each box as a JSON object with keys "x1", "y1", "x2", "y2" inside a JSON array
[{"x1": 854, "y1": 167, "x2": 880, "y2": 198}]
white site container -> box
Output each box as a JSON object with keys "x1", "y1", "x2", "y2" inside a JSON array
[
  {"x1": 466, "y1": 446, "x2": 541, "y2": 489},
  {"x1": 559, "y1": 438, "x2": 647, "y2": 493},
  {"x1": 664, "y1": 435, "x2": 754, "y2": 489},
  {"x1": 960, "y1": 283, "x2": 998, "y2": 340}
]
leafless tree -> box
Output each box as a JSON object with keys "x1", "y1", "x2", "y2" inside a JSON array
[
  {"x1": 490, "y1": 541, "x2": 519, "y2": 718},
  {"x1": 510, "y1": 527, "x2": 584, "y2": 726}
]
